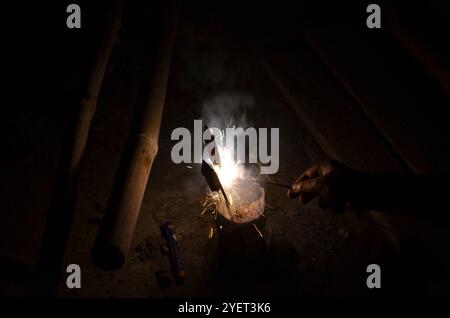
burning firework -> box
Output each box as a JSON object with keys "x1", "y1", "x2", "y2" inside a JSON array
[{"x1": 201, "y1": 126, "x2": 265, "y2": 238}]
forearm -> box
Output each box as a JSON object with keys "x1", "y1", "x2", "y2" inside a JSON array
[{"x1": 349, "y1": 172, "x2": 449, "y2": 220}]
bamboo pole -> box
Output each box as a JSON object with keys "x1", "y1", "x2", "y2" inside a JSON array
[
  {"x1": 384, "y1": 5, "x2": 450, "y2": 96},
  {"x1": 32, "y1": 0, "x2": 125, "y2": 297},
  {"x1": 92, "y1": 0, "x2": 182, "y2": 270},
  {"x1": 69, "y1": 0, "x2": 124, "y2": 177}
]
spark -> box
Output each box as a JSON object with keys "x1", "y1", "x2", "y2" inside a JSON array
[
  {"x1": 230, "y1": 187, "x2": 243, "y2": 204},
  {"x1": 252, "y1": 223, "x2": 263, "y2": 238},
  {"x1": 210, "y1": 130, "x2": 241, "y2": 189},
  {"x1": 201, "y1": 126, "x2": 264, "y2": 237},
  {"x1": 258, "y1": 209, "x2": 265, "y2": 217},
  {"x1": 201, "y1": 191, "x2": 220, "y2": 216}
]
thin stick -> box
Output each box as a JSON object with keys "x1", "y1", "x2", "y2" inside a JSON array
[{"x1": 241, "y1": 178, "x2": 291, "y2": 189}]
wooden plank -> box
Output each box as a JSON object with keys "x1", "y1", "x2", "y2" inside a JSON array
[{"x1": 304, "y1": 27, "x2": 450, "y2": 174}]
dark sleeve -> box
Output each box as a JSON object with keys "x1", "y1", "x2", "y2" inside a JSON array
[{"x1": 348, "y1": 172, "x2": 450, "y2": 222}]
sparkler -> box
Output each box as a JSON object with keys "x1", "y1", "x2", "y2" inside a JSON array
[
  {"x1": 200, "y1": 125, "x2": 266, "y2": 240},
  {"x1": 201, "y1": 125, "x2": 240, "y2": 207},
  {"x1": 238, "y1": 178, "x2": 291, "y2": 189},
  {"x1": 252, "y1": 223, "x2": 264, "y2": 238}
]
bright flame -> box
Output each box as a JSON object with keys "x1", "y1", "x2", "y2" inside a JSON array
[
  {"x1": 203, "y1": 127, "x2": 241, "y2": 189},
  {"x1": 213, "y1": 147, "x2": 239, "y2": 188}
]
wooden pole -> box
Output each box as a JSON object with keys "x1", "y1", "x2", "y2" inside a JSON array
[
  {"x1": 384, "y1": 5, "x2": 450, "y2": 96},
  {"x1": 92, "y1": 0, "x2": 182, "y2": 270},
  {"x1": 69, "y1": 0, "x2": 124, "y2": 177},
  {"x1": 32, "y1": 0, "x2": 125, "y2": 297}
]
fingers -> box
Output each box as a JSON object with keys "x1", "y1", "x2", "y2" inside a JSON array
[
  {"x1": 289, "y1": 163, "x2": 322, "y2": 199},
  {"x1": 288, "y1": 160, "x2": 352, "y2": 213},
  {"x1": 287, "y1": 188, "x2": 296, "y2": 199},
  {"x1": 288, "y1": 160, "x2": 340, "y2": 204},
  {"x1": 291, "y1": 177, "x2": 324, "y2": 194},
  {"x1": 292, "y1": 160, "x2": 336, "y2": 186},
  {"x1": 287, "y1": 164, "x2": 321, "y2": 200},
  {"x1": 294, "y1": 163, "x2": 321, "y2": 184},
  {"x1": 288, "y1": 177, "x2": 325, "y2": 203}
]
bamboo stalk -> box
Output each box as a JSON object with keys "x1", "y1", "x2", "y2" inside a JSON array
[
  {"x1": 69, "y1": 0, "x2": 124, "y2": 177},
  {"x1": 384, "y1": 5, "x2": 450, "y2": 96},
  {"x1": 92, "y1": 0, "x2": 182, "y2": 270}
]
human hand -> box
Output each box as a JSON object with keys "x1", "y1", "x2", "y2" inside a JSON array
[{"x1": 288, "y1": 160, "x2": 365, "y2": 213}]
